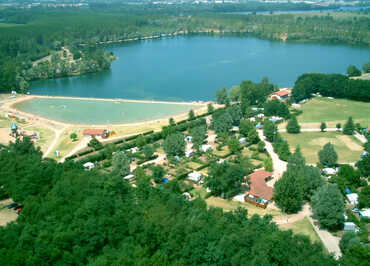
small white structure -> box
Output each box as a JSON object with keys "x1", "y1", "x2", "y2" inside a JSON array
[
  {"x1": 346, "y1": 193, "x2": 359, "y2": 205},
  {"x1": 184, "y1": 136, "x2": 192, "y2": 143},
  {"x1": 217, "y1": 159, "x2": 225, "y2": 164},
  {"x1": 130, "y1": 147, "x2": 139, "y2": 154},
  {"x1": 359, "y1": 209, "x2": 370, "y2": 219},
  {"x1": 233, "y1": 194, "x2": 245, "y2": 203},
  {"x1": 322, "y1": 168, "x2": 337, "y2": 175},
  {"x1": 123, "y1": 174, "x2": 135, "y2": 180},
  {"x1": 344, "y1": 222, "x2": 359, "y2": 232},
  {"x1": 188, "y1": 172, "x2": 202, "y2": 182},
  {"x1": 183, "y1": 192, "x2": 192, "y2": 201},
  {"x1": 185, "y1": 150, "x2": 193, "y2": 158},
  {"x1": 257, "y1": 113, "x2": 265, "y2": 118},
  {"x1": 249, "y1": 117, "x2": 256, "y2": 122},
  {"x1": 201, "y1": 144, "x2": 212, "y2": 152},
  {"x1": 83, "y1": 162, "x2": 94, "y2": 171},
  {"x1": 206, "y1": 187, "x2": 212, "y2": 193},
  {"x1": 11, "y1": 90, "x2": 17, "y2": 95},
  {"x1": 292, "y1": 103, "x2": 301, "y2": 108},
  {"x1": 239, "y1": 137, "x2": 246, "y2": 144}
]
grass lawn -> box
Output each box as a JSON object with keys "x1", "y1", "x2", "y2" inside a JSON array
[
  {"x1": 213, "y1": 146, "x2": 230, "y2": 157},
  {"x1": 279, "y1": 217, "x2": 321, "y2": 244},
  {"x1": 27, "y1": 126, "x2": 55, "y2": 153},
  {"x1": 296, "y1": 97, "x2": 370, "y2": 128},
  {"x1": 281, "y1": 131, "x2": 363, "y2": 164},
  {"x1": 186, "y1": 161, "x2": 203, "y2": 170},
  {"x1": 206, "y1": 197, "x2": 282, "y2": 217},
  {"x1": 49, "y1": 131, "x2": 81, "y2": 160}
]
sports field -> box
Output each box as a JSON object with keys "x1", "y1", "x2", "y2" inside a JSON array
[{"x1": 281, "y1": 131, "x2": 363, "y2": 164}]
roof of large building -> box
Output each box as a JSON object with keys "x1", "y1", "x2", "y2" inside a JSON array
[
  {"x1": 273, "y1": 90, "x2": 290, "y2": 97},
  {"x1": 248, "y1": 169, "x2": 274, "y2": 201},
  {"x1": 83, "y1": 129, "x2": 105, "y2": 135}
]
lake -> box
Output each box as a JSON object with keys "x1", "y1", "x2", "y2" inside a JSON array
[
  {"x1": 30, "y1": 36, "x2": 370, "y2": 101},
  {"x1": 15, "y1": 98, "x2": 202, "y2": 124}
]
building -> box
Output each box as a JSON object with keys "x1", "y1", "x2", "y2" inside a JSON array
[
  {"x1": 188, "y1": 172, "x2": 202, "y2": 182},
  {"x1": 344, "y1": 222, "x2": 359, "y2": 232},
  {"x1": 346, "y1": 193, "x2": 358, "y2": 205},
  {"x1": 245, "y1": 169, "x2": 274, "y2": 209},
  {"x1": 82, "y1": 129, "x2": 108, "y2": 138},
  {"x1": 270, "y1": 90, "x2": 290, "y2": 101},
  {"x1": 359, "y1": 209, "x2": 370, "y2": 219},
  {"x1": 83, "y1": 162, "x2": 94, "y2": 171},
  {"x1": 239, "y1": 137, "x2": 246, "y2": 144},
  {"x1": 201, "y1": 144, "x2": 212, "y2": 152}
]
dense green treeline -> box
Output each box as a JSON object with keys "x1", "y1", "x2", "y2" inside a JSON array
[
  {"x1": 0, "y1": 138, "x2": 337, "y2": 265},
  {"x1": 292, "y1": 73, "x2": 370, "y2": 102},
  {"x1": 0, "y1": 8, "x2": 369, "y2": 92}
]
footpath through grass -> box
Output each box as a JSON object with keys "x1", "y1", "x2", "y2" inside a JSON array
[{"x1": 281, "y1": 131, "x2": 363, "y2": 164}]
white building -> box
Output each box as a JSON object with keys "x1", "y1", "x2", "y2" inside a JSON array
[
  {"x1": 130, "y1": 147, "x2": 139, "y2": 154},
  {"x1": 239, "y1": 137, "x2": 246, "y2": 144},
  {"x1": 185, "y1": 150, "x2": 194, "y2": 158},
  {"x1": 201, "y1": 144, "x2": 212, "y2": 152},
  {"x1": 344, "y1": 222, "x2": 359, "y2": 232},
  {"x1": 83, "y1": 162, "x2": 94, "y2": 171},
  {"x1": 322, "y1": 168, "x2": 337, "y2": 175},
  {"x1": 346, "y1": 193, "x2": 359, "y2": 205},
  {"x1": 188, "y1": 172, "x2": 202, "y2": 182}
]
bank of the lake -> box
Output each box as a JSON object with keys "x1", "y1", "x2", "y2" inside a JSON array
[{"x1": 30, "y1": 36, "x2": 370, "y2": 101}]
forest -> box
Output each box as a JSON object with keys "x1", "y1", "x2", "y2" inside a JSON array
[
  {"x1": 0, "y1": 137, "x2": 337, "y2": 265},
  {"x1": 0, "y1": 7, "x2": 369, "y2": 92}
]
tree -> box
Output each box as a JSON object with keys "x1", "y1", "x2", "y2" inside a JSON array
[
  {"x1": 336, "y1": 123, "x2": 341, "y2": 131},
  {"x1": 215, "y1": 87, "x2": 228, "y2": 104},
  {"x1": 358, "y1": 185, "x2": 370, "y2": 208},
  {"x1": 211, "y1": 111, "x2": 233, "y2": 135},
  {"x1": 204, "y1": 162, "x2": 245, "y2": 198},
  {"x1": 286, "y1": 116, "x2": 301, "y2": 133},
  {"x1": 88, "y1": 138, "x2": 103, "y2": 150},
  {"x1": 347, "y1": 65, "x2": 361, "y2": 77},
  {"x1": 70, "y1": 132, "x2": 78, "y2": 141},
  {"x1": 264, "y1": 156, "x2": 273, "y2": 171},
  {"x1": 143, "y1": 144, "x2": 155, "y2": 159},
  {"x1": 207, "y1": 103, "x2": 214, "y2": 113},
  {"x1": 301, "y1": 166, "x2": 324, "y2": 200},
  {"x1": 228, "y1": 136, "x2": 241, "y2": 154},
  {"x1": 188, "y1": 109, "x2": 195, "y2": 120},
  {"x1": 152, "y1": 165, "x2": 165, "y2": 184},
  {"x1": 343, "y1": 117, "x2": 355, "y2": 135},
  {"x1": 340, "y1": 244, "x2": 370, "y2": 266},
  {"x1": 229, "y1": 85, "x2": 240, "y2": 101},
  {"x1": 264, "y1": 99, "x2": 290, "y2": 119},
  {"x1": 311, "y1": 183, "x2": 345, "y2": 229},
  {"x1": 239, "y1": 119, "x2": 255, "y2": 137},
  {"x1": 263, "y1": 120, "x2": 277, "y2": 142},
  {"x1": 190, "y1": 125, "x2": 207, "y2": 150},
  {"x1": 163, "y1": 132, "x2": 185, "y2": 157},
  {"x1": 340, "y1": 231, "x2": 361, "y2": 253},
  {"x1": 356, "y1": 154, "x2": 370, "y2": 177},
  {"x1": 247, "y1": 128, "x2": 260, "y2": 144},
  {"x1": 257, "y1": 141, "x2": 265, "y2": 152},
  {"x1": 135, "y1": 135, "x2": 147, "y2": 147},
  {"x1": 112, "y1": 151, "x2": 130, "y2": 177},
  {"x1": 320, "y1": 122, "x2": 326, "y2": 132},
  {"x1": 169, "y1": 117, "x2": 175, "y2": 126},
  {"x1": 318, "y1": 142, "x2": 338, "y2": 166},
  {"x1": 363, "y1": 62, "x2": 370, "y2": 73},
  {"x1": 226, "y1": 104, "x2": 242, "y2": 125},
  {"x1": 273, "y1": 170, "x2": 304, "y2": 213}
]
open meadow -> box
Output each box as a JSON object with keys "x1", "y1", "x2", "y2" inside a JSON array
[
  {"x1": 291, "y1": 97, "x2": 370, "y2": 129},
  {"x1": 281, "y1": 131, "x2": 363, "y2": 164}
]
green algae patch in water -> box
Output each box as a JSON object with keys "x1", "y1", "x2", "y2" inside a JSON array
[{"x1": 15, "y1": 97, "x2": 201, "y2": 124}]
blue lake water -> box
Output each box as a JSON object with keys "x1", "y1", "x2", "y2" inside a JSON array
[{"x1": 30, "y1": 36, "x2": 370, "y2": 101}]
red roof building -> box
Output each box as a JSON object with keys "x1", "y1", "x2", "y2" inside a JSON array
[
  {"x1": 270, "y1": 90, "x2": 290, "y2": 100},
  {"x1": 248, "y1": 170, "x2": 274, "y2": 200},
  {"x1": 83, "y1": 129, "x2": 106, "y2": 136}
]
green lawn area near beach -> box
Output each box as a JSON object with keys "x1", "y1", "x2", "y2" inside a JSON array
[
  {"x1": 281, "y1": 131, "x2": 363, "y2": 164},
  {"x1": 279, "y1": 217, "x2": 321, "y2": 244},
  {"x1": 297, "y1": 97, "x2": 370, "y2": 128}
]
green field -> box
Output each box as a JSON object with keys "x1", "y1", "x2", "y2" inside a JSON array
[
  {"x1": 280, "y1": 217, "x2": 321, "y2": 244},
  {"x1": 297, "y1": 98, "x2": 370, "y2": 128},
  {"x1": 281, "y1": 132, "x2": 363, "y2": 164}
]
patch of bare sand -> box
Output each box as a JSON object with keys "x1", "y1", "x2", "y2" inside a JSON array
[
  {"x1": 0, "y1": 199, "x2": 18, "y2": 227},
  {"x1": 337, "y1": 135, "x2": 363, "y2": 151}
]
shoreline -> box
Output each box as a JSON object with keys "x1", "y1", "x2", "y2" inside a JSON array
[{"x1": 6, "y1": 95, "x2": 211, "y2": 127}]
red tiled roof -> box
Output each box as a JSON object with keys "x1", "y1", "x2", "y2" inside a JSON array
[
  {"x1": 273, "y1": 90, "x2": 290, "y2": 97},
  {"x1": 367, "y1": 126, "x2": 370, "y2": 131},
  {"x1": 83, "y1": 129, "x2": 105, "y2": 136},
  {"x1": 247, "y1": 170, "x2": 274, "y2": 200}
]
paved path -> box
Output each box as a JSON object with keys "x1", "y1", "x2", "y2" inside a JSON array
[
  {"x1": 257, "y1": 130, "x2": 287, "y2": 186},
  {"x1": 354, "y1": 132, "x2": 367, "y2": 144}
]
